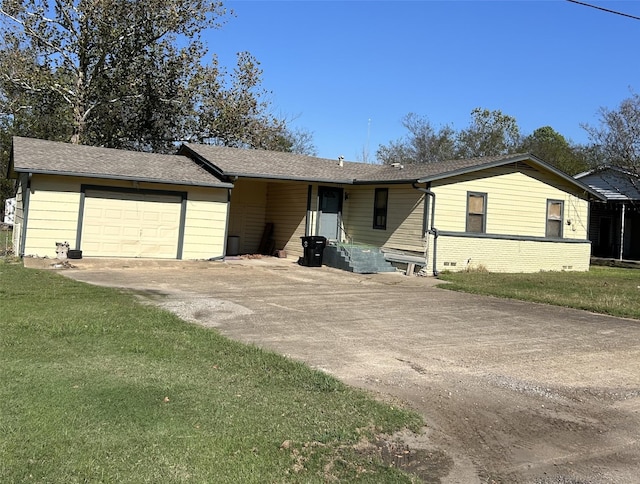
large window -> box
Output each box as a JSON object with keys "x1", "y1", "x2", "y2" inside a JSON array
[
  {"x1": 466, "y1": 192, "x2": 487, "y2": 233},
  {"x1": 546, "y1": 200, "x2": 564, "y2": 238},
  {"x1": 373, "y1": 188, "x2": 388, "y2": 230}
]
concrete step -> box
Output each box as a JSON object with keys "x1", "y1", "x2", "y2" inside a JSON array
[{"x1": 324, "y1": 244, "x2": 397, "y2": 274}]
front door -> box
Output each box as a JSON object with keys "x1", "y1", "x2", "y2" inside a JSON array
[{"x1": 318, "y1": 186, "x2": 343, "y2": 240}]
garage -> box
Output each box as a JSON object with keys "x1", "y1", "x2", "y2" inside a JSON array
[
  {"x1": 81, "y1": 188, "x2": 185, "y2": 258},
  {"x1": 9, "y1": 137, "x2": 233, "y2": 260}
]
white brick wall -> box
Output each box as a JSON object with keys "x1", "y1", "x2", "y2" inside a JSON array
[{"x1": 434, "y1": 235, "x2": 591, "y2": 273}]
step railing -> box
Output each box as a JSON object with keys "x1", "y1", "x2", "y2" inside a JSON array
[{"x1": 337, "y1": 225, "x2": 355, "y2": 260}]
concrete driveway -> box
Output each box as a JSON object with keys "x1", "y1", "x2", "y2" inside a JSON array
[{"x1": 52, "y1": 257, "x2": 640, "y2": 483}]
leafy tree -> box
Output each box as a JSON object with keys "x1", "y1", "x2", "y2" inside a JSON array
[
  {"x1": 0, "y1": 44, "x2": 72, "y2": 203},
  {"x1": 0, "y1": 0, "x2": 231, "y2": 149},
  {"x1": 456, "y1": 108, "x2": 521, "y2": 158},
  {"x1": 0, "y1": 0, "x2": 299, "y2": 154},
  {"x1": 377, "y1": 113, "x2": 457, "y2": 165},
  {"x1": 582, "y1": 92, "x2": 640, "y2": 176},
  {"x1": 192, "y1": 52, "x2": 290, "y2": 151},
  {"x1": 519, "y1": 126, "x2": 589, "y2": 175}
]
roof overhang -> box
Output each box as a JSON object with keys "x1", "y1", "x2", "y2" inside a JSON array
[
  {"x1": 229, "y1": 173, "x2": 355, "y2": 184},
  {"x1": 352, "y1": 178, "x2": 424, "y2": 185},
  {"x1": 11, "y1": 167, "x2": 233, "y2": 189}
]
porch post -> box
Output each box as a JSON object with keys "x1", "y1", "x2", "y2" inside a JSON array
[
  {"x1": 305, "y1": 185, "x2": 312, "y2": 236},
  {"x1": 619, "y1": 202, "x2": 626, "y2": 261}
]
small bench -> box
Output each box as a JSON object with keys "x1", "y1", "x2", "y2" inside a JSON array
[{"x1": 382, "y1": 251, "x2": 427, "y2": 276}]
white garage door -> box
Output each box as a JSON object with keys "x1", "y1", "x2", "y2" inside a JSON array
[{"x1": 82, "y1": 190, "x2": 182, "y2": 258}]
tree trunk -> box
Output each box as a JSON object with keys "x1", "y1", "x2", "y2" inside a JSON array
[{"x1": 71, "y1": 66, "x2": 86, "y2": 145}]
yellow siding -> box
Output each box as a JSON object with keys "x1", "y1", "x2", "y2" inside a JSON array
[
  {"x1": 23, "y1": 176, "x2": 82, "y2": 257},
  {"x1": 182, "y1": 188, "x2": 228, "y2": 260},
  {"x1": 435, "y1": 235, "x2": 592, "y2": 273},
  {"x1": 432, "y1": 167, "x2": 590, "y2": 240},
  {"x1": 226, "y1": 180, "x2": 310, "y2": 257},
  {"x1": 343, "y1": 184, "x2": 425, "y2": 251},
  {"x1": 228, "y1": 179, "x2": 267, "y2": 254},
  {"x1": 266, "y1": 182, "x2": 308, "y2": 257},
  {"x1": 22, "y1": 174, "x2": 229, "y2": 259}
]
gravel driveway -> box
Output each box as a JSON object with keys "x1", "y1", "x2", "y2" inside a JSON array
[{"x1": 54, "y1": 257, "x2": 640, "y2": 483}]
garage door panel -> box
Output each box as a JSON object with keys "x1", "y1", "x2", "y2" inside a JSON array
[
  {"x1": 82, "y1": 190, "x2": 182, "y2": 258},
  {"x1": 104, "y1": 225, "x2": 127, "y2": 236},
  {"x1": 122, "y1": 226, "x2": 140, "y2": 237}
]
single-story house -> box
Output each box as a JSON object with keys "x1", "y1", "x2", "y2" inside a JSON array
[
  {"x1": 575, "y1": 166, "x2": 640, "y2": 261},
  {"x1": 8, "y1": 136, "x2": 604, "y2": 273},
  {"x1": 177, "y1": 143, "x2": 604, "y2": 273},
  {"x1": 8, "y1": 137, "x2": 232, "y2": 260}
]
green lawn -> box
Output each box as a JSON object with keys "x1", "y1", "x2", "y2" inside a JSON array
[
  {"x1": 0, "y1": 261, "x2": 422, "y2": 483},
  {"x1": 437, "y1": 265, "x2": 640, "y2": 320},
  {"x1": 0, "y1": 227, "x2": 12, "y2": 256}
]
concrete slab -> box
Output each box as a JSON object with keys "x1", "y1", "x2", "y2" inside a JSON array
[{"x1": 57, "y1": 259, "x2": 640, "y2": 483}]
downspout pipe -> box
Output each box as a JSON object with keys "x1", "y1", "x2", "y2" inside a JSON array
[
  {"x1": 20, "y1": 173, "x2": 32, "y2": 258},
  {"x1": 412, "y1": 182, "x2": 439, "y2": 276},
  {"x1": 619, "y1": 202, "x2": 626, "y2": 261}
]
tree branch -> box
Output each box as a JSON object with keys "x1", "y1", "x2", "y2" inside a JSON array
[{"x1": 0, "y1": 7, "x2": 78, "y2": 74}]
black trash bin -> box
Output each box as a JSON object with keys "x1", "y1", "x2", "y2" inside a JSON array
[{"x1": 300, "y1": 236, "x2": 327, "y2": 267}]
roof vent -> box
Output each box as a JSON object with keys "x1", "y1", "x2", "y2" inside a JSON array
[
  {"x1": 338, "y1": 155, "x2": 344, "y2": 167},
  {"x1": 391, "y1": 162, "x2": 404, "y2": 169}
]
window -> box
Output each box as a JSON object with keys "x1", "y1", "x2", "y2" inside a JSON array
[
  {"x1": 373, "y1": 188, "x2": 388, "y2": 230},
  {"x1": 466, "y1": 192, "x2": 487, "y2": 233},
  {"x1": 546, "y1": 200, "x2": 564, "y2": 238}
]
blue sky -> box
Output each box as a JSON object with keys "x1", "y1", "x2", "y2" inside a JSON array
[{"x1": 207, "y1": 1, "x2": 640, "y2": 162}]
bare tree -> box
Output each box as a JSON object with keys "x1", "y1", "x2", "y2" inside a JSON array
[
  {"x1": 377, "y1": 113, "x2": 457, "y2": 165},
  {"x1": 583, "y1": 92, "x2": 640, "y2": 176}
]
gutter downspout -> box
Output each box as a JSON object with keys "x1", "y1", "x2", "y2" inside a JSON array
[
  {"x1": 222, "y1": 187, "x2": 232, "y2": 259},
  {"x1": 619, "y1": 202, "x2": 626, "y2": 261},
  {"x1": 413, "y1": 182, "x2": 439, "y2": 276},
  {"x1": 20, "y1": 173, "x2": 32, "y2": 257}
]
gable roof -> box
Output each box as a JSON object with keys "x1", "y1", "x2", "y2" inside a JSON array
[
  {"x1": 10, "y1": 137, "x2": 232, "y2": 188},
  {"x1": 180, "y1": 143, "x2": 604, "y2": 199},
  {"x1": 575, "y1": 165, "x2": 640, "y2": 201},
  {"x1": 180, "y1": 143, "x2": 513, "y2": 184},
  {"x1": 179, "y1": 143, "x2": 377, "y2": 183}
]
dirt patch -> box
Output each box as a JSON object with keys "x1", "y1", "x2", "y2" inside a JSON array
[
  {"x1": 152, "y1": 295, "x2": 253, "y2": 327},
  {"x1": 368, "y1": 432, "x2": 454, "y2": 483}
]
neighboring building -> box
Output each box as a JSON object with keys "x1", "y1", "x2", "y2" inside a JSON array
[
  {"x1": 180, "y1": 144, "x2": 603, "y2": 273},
  {"x1": 3, "y1": 197, "x2": 16, "y2": 225},
  {"x1": 8, "y1": 137, "x2": 232, "y2": 260},
  {"x1": 576, "y1": 166, "x2": 640, "y2": 261},
  {"x1": 8, "y1": 136, "x2": 603, "y2": 273}
]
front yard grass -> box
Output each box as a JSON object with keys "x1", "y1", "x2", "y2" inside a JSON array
[
  {"x1": 0, "y1": 227, "x2": 12, "y2": 256},
  {"x1": 437, "y1": 265, "x2": 640, "y2": 320},
  {"x1": 0, "y1": 261, "x2": 422, "y2": 483}
]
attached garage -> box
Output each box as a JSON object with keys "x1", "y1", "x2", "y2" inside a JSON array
[
  {"x1": 81, "y1": 188, "x2": 185, "y2": 258},
  {"x1": 8, "y1": 137, "x2": 232, "y2": 260}
]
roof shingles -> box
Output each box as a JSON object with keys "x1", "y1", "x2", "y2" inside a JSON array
[
  {"x1": 11, "y1": 137, "x2": 230, "y2": 188},
  {"x1": 11, "y1": 137, "x2": 601, "y2": 200},
  {"x1": 182, "y1": 143, "x2": 531, "y2": 184}
]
